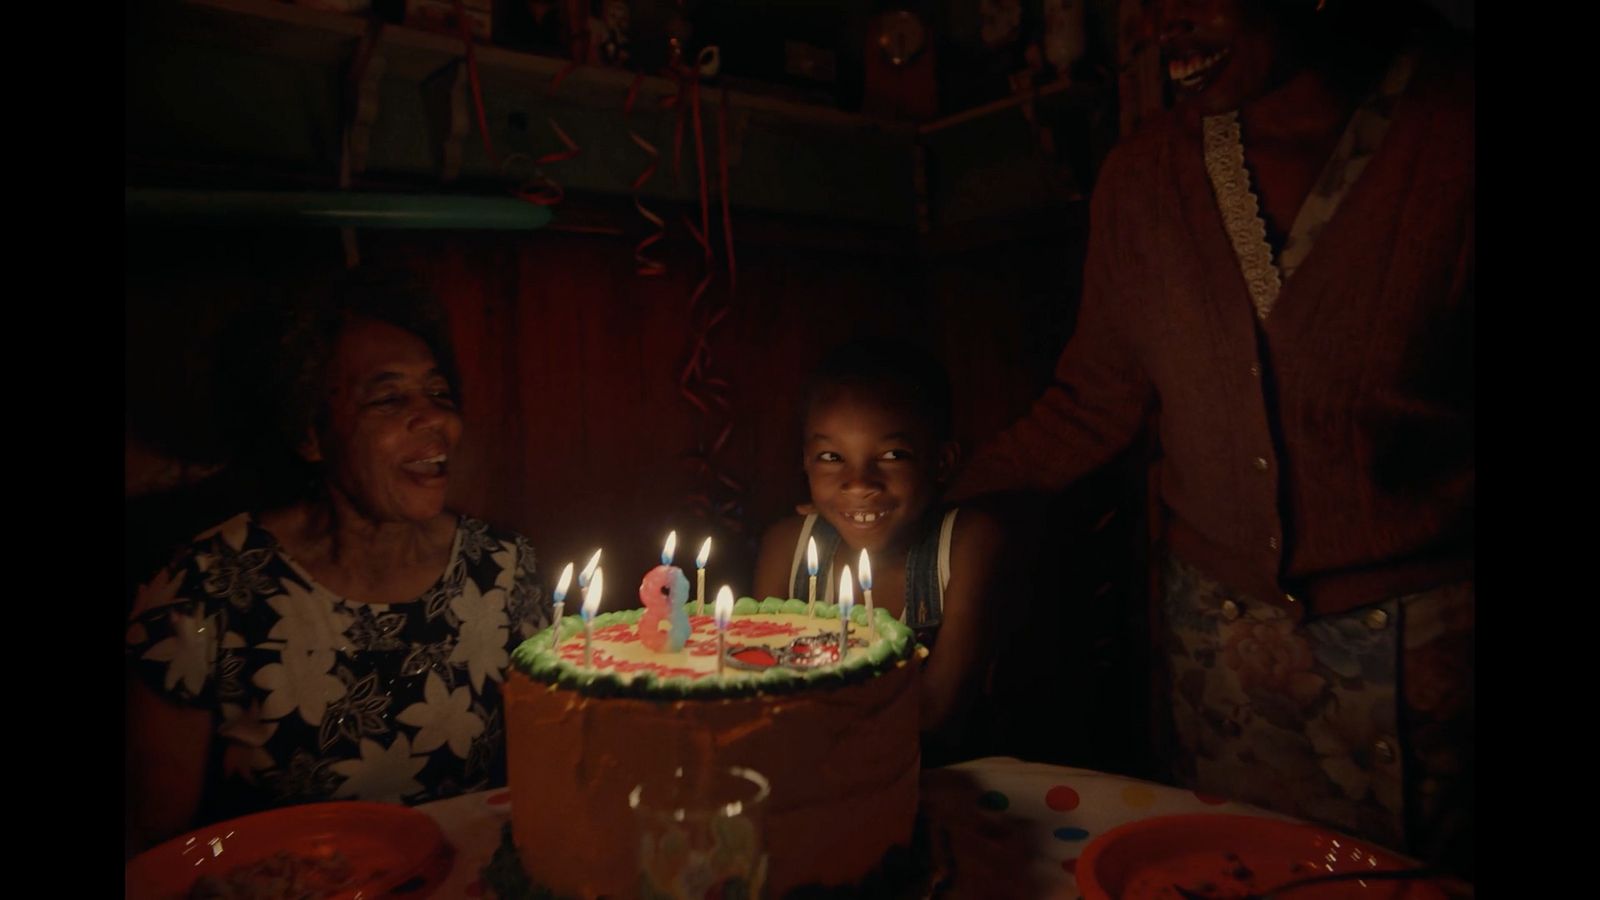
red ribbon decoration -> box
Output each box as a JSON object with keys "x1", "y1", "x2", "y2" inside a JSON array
[
  {"x1": 662, "y1": 46, "x2": 744, "y2": 533},
  {"x1": 454, "y1": 0, "x2": 497, "y2": 164},
  {"x1": 717, "y1": 84, "x2": 738, "y2": 293},
  {"x1": 455, "y1": 1, "x2": 580, "y2": 207},
  {"x1": 625, "y1": 74, "x2": 667, "y2": 276}
]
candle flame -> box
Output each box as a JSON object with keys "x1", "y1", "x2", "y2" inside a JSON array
[
  {"x1": 579, "y1": 549, "x2": 602, "y2": 587},
  {"x1": 583, "y1": 568, "x2": 603, "y2": 619},
  {"x1": 806, "y1": 536, "x2": 819, "y2": 576},
  {"x1": 714, "y1": 585, "x2": 735, "y2": 629},
  {"x1": 553, "y1": 562, "x2": 574, "y2": 602},
  {"x1": 857, "y1": 548, "x2": 873, "y2": 590},
  {"x1": 696, "y1": 537, "x2": 712, "y2": 569},
  {"x1": 661, "y1": 531, "x2": 678, "y2": 566},
  {"x1": 839, "y1": 565, "x2": 854, "y2": 611}
]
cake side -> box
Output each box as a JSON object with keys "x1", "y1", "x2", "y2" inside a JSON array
[{"x1": 503, "y1": 608, "x2": 923, "y2": 899}]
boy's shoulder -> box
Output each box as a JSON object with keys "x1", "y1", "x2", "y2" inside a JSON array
[
  {"x1": 759, "y1": 513, "x2": 810, "y2": 546},
  {"x1": 753, "y1": 513, "x2": 814, "y2": 600},
  {"x1": 945, "y1": 504, "x2": 1006, "y2": 552}
]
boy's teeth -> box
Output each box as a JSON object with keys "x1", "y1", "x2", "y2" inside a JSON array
[{"x1": 850, "y1": 512, "x2": 880, "y2": 524}]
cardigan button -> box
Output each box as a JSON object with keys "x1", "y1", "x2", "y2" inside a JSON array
[
  {"x1": 1220, "y1": 599, "x2": 1240, "y2": 621},
  {"x1": 1364, "y1": 608, "x2": 1390, "y2": 630},
  {"x1": 1373, "y1": 738, "x2": 1397, "y2": 765},
  {"x1": 1267, "y1": 536, "x2": 1280, "y2": 551},
  {"x1": 1249, "y1": 363, "x2": 1261, "y2": 377},
  {"x1": 1252, "y1": 457, "x2": 1270, "y2": 472}
]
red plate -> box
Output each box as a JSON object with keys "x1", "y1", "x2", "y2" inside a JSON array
[
  {"x1": 125, "y1": 801, "x2": 453, "y2": 900},
  {"x1": 1077, "y1": 813, "x2": 1448, "y2": 900}
]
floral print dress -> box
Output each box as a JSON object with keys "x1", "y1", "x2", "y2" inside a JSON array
[
  {"x1": 126, "y1": 513, "x2": 549, "y2": 825},
  {"x1": 1158, "y1": 554, "x2": 1474, "y2": 862}
]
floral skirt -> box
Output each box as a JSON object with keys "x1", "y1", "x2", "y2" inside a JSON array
[{"x1": 1157, "y1": 555, "x2": 1474, "y2": 863}]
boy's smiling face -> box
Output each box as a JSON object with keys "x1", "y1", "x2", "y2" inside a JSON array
[{"x1": 803, "y1": 384, "x2": 956, "y2": 557}]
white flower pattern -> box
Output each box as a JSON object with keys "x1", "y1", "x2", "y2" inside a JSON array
[
  {"x1": 129, "y1": 566, "x2": 186, "y2": 618},
  {"x1": 397, "y1": 672, "x2": 486, "y2": 758},
  {"x1": 264, "y1": 580, "x2": 355, "y2": 655},
  {"x1": 331, "y1": 734, "x2": 429, "y2": 803},
  {"x1": 254, "y1": 648, "x2": 348, "y2": 726},
  {"x1": 140, "y1": 604, "x2": 233, "y2": 695},
  {"x1": 126, "y1": 513, "x2": 549, "y2": 821},
  {"x1": 448, "y1": 579, "x2": 510, "y2": 692}
]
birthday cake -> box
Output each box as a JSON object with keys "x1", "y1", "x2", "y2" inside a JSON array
[{"x1": 502, "y1": 594, "x2": 923, "y2": 899}]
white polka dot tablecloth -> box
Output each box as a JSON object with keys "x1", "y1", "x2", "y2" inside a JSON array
[
  {"x1": 920, "y1": 756, "x2": 1294, "y2": 898},
  {"x1": 415, "y1": 758, "x2": 1291, "y2": 898}
]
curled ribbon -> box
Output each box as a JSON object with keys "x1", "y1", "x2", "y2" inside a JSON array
[
  {"x1": 625, "y1": 74, "x2": 667, "y2": 276},
  {"x1": 455, "y1": 1, "x2": 580, "y2": 207},
  {"x1": 663, "y1": 48, "x2": 744, "y2": 534}
]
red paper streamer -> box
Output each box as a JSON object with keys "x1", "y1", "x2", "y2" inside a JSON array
[
  {"x1": 625, "y1": 74, "x2": 667, "y2": 276},
  {"x1": 662, "y1": 46, "x2": 744, "y2": 533},
  {"x1": 455, "y1": 1, "x2": 580, "y2": 208}
]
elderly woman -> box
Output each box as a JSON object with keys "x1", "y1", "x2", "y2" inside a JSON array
[{"x1": 125, "y1": 271, "x2": 549, "y2": 853}]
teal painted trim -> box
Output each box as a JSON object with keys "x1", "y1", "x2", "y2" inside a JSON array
[{"x1": 124, "y1": 188, "x2": 554, "y2": 230}]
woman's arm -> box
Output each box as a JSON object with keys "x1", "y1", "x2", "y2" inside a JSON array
[
  {"x1": 752, "y1": 516, "x2": 807, "y2": 601},
  {"x1": 920, "y1": 507, "x2": 1008, "y2": 744},
  {"x1": 125, "y1": 675, "x2": 214, "y2": 855},
  {"x1": 947, "y1": 147, "x2": 1156, "y2": 504}
]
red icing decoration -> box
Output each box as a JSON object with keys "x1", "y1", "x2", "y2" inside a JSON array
[
  {"x1": 593, "y1": 623, "x2": 639, "y2": 642},
  {"x1": 731, "y1": 647, "x2": 779, "y2": 668},
  {"x1": 725, "y1": 620, "x2": 805, "y2": 639}
]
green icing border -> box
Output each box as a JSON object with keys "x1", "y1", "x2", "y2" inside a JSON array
[{"x1": 510, "y1": 598, "x2": 915, "y2": 700}]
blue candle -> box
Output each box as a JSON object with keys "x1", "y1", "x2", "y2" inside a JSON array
[
  {"x1": 838, "y1": 565, "x2": 854, "y2": 665},
  {"x1": 857, "y1": 548, "x2": 876, "y2": 643},
  {"x1": 551, "y1": 562, "x2": 574, "y2": 650},
  {"x1": 582, "y1": 568, "x2": 604, "y2": 669},
  {"x1": 806, "y1": 536, "x2": 819, "y2": 616},
  {"x1": 714, "y1": 585, "x2": 734, "y2": 677}
]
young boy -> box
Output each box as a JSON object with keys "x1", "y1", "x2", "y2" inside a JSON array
[{"x1": 753, "y1": 338, "x2": 1005, "y2": 744}]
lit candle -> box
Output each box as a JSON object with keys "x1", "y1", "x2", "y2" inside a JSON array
[
  {"x1": 582, "y1": 567, "x2": 604, "y2": 669},
  {"x1": 806, "y1": 536, "x2": 819, "y2": 616},
  {"x1": 573, "y1": 549, "x2": 601, "y2": 651},
  {"x1": 661, "y1": 530, "x2": 678, "y2": 566},
  {"x1": 550, "y1": 562, "x2": 574, "y2": 650},
  {"x1": 858, "y1": 548, "x2": 876, "y2": 643},
  {"x1": 838, "y1": 564, "x2": 854, "y2": 664},
  {"x1": 695, "y1": 537, "x2": 712, "y2": 616},
  {"x1": 714, "y1": 584, "x2": 734, "y2": 677}
]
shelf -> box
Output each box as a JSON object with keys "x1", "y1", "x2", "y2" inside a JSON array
[{"x1": 128, "y1": 0, "x2": 1114, "y2": 241}]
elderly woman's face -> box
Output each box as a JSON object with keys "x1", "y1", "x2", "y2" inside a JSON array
[
  {"x1": 304, "y1": 316, "x2": 463, "y2": 524},
  {"x1": 1158, "y1": 0, "x2": 1285, "y2": 116}
]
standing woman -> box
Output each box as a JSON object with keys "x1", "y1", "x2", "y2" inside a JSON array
[
  {"x1": 954, "y1": 0, "x2": 1473, "y2": 874},
  {"x1": 126, "y1": 271, "x2": 549, "y2": 853}
]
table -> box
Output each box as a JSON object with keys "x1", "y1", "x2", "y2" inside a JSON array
[{"x1": 416, "y1": 756, "x2": 1297, "y2": 898}]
